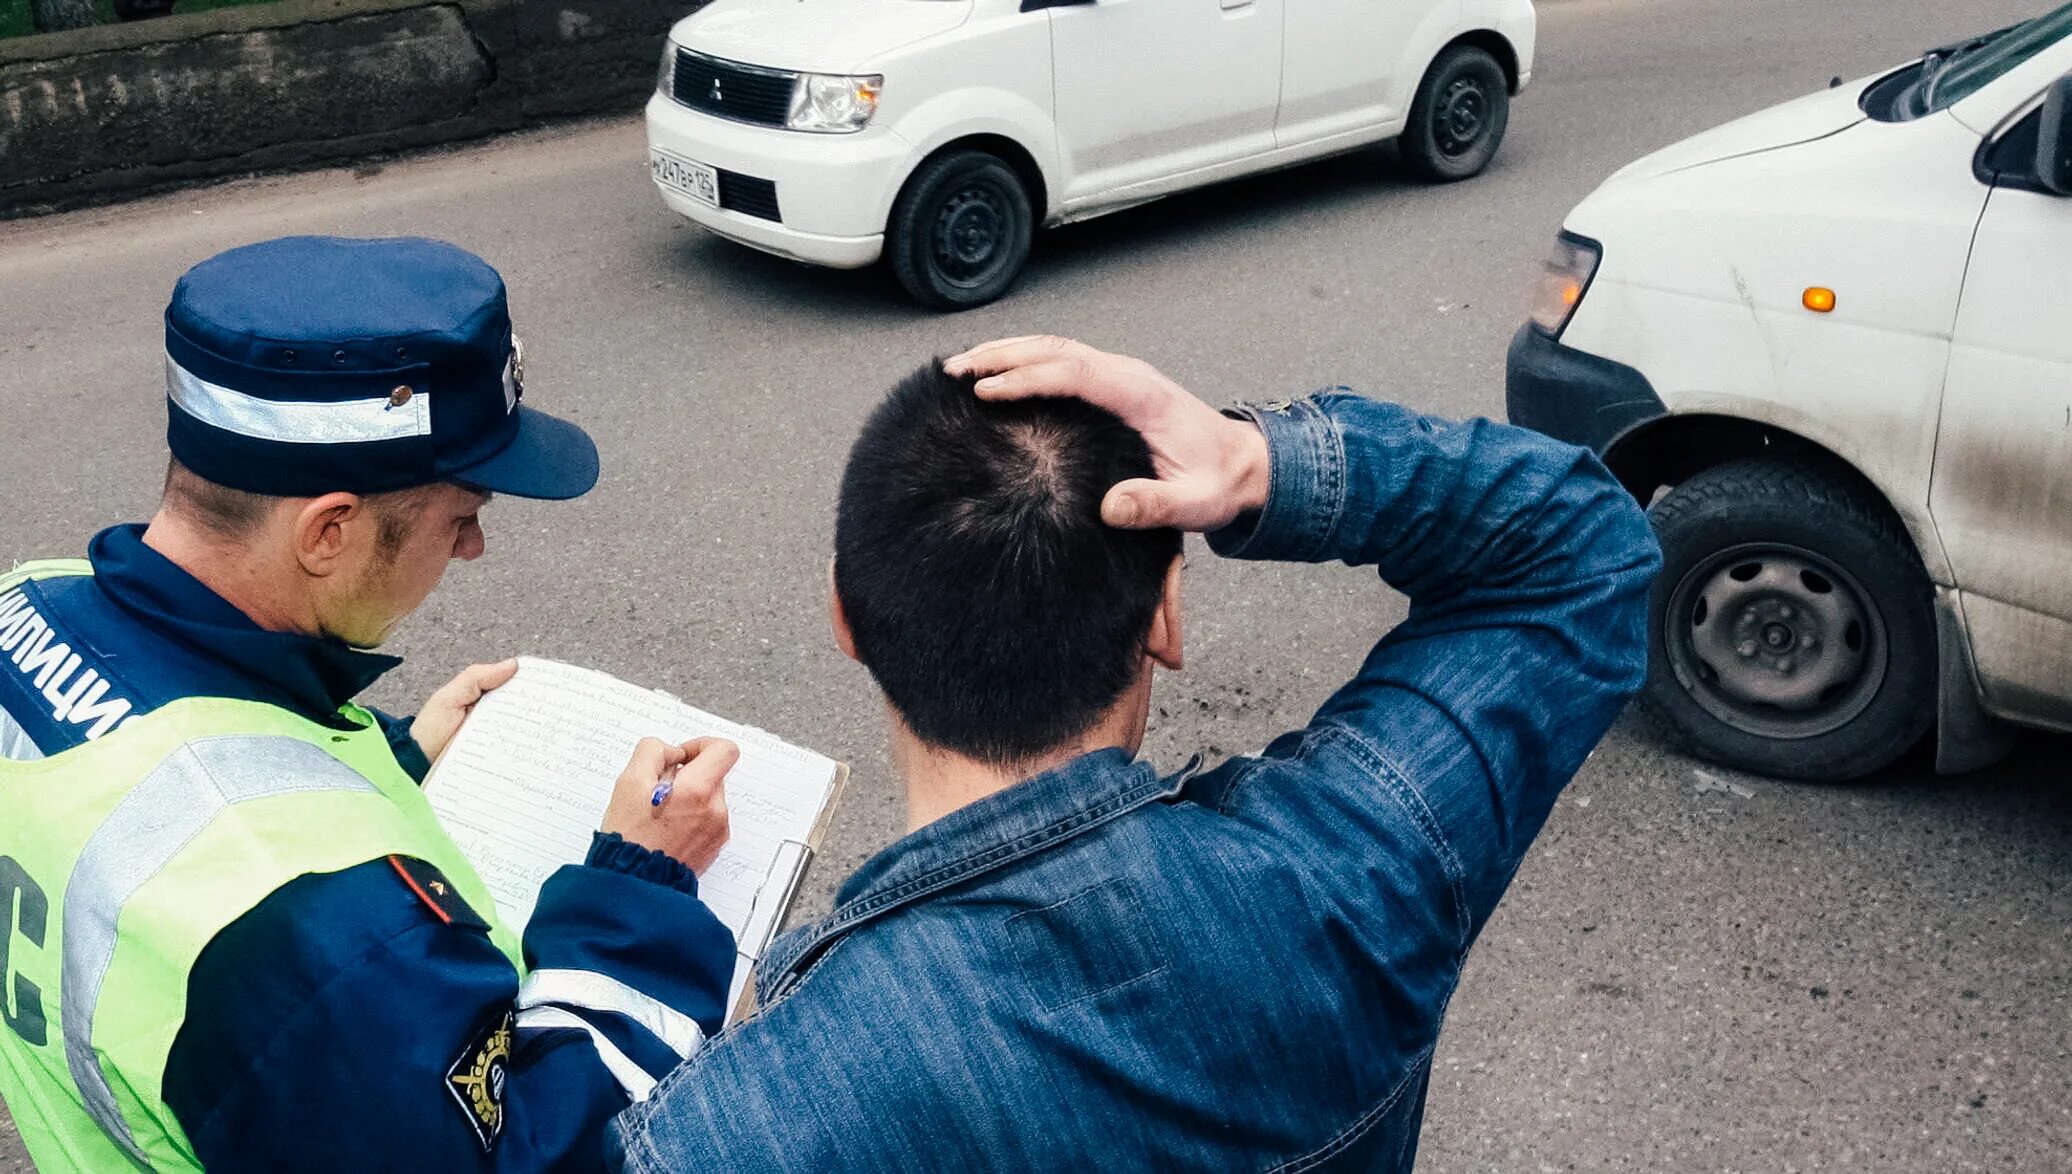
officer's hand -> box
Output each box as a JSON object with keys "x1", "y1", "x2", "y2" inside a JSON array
[
  {"x1": 411, "y1": 660, "x2": 519, "y2": 764},
  {"x1": 946, "y1": 336, "x2": 1271, "y2": 533},
  {"x1": 602, "y1": 736, "x2": 736, "y2": 876}
]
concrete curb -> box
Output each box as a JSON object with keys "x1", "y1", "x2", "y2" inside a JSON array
[{"x1": 0, "y1": 0, "x2": 694, "y2": 215}]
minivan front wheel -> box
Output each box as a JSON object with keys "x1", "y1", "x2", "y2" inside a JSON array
[
  {"x1": 1643, "y1": 457, "x2": 1936, "y2": 781},
  {"x1": 1399, "y1": 44, "x2": 1510, "y2": 182},
  {"x1": 888, "y1": 150, "x2": 1034, "y2": 311}
]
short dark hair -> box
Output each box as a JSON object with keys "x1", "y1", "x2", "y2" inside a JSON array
[
  {"x1": 162, "y1": 456, "x2": 432, "y2": 559},
  {"x1": 835, "y1": 362, "x2": 1182, "y2": 767}
]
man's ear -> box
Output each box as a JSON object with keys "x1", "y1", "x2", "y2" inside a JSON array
[
  {"x1": 292, "y1": 492, "x2": 366, "y2": 578},
  {"x1": 829, "y1": 559, "x2": 860, "y2": 662},
  {"x1": 1145, "y1": 554, "x2": 1184, "y2": 672}
]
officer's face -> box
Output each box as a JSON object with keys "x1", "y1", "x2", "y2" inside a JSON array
[{"x1": 332, "y1": 484, "x2": 491, "y2": 647}]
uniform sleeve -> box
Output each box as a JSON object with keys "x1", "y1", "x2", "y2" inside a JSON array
[
  {"x1": 364, "y1": 705, "x2": 433, "y2": 782},
  {"x1": 1207, "y1": 394, "x2": 1660, "y2": 940},
  {"x1": 164, "y1": 840, "x2": 734, "y2": 1172}
]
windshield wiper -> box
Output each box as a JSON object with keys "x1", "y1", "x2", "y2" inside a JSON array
[{"x1": 1918, "y1": 21, "x2": 2022, "y2": 108}]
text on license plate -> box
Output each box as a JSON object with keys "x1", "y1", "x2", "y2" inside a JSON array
[{"x1": 650, "y1": 150, "x2": 719, "y2": 208}]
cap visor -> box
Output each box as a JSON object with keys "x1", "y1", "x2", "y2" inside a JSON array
[{"x1": 449, "y1": 406, "x2": 599, "y2": 500}]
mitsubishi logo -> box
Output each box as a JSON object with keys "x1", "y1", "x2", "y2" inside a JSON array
[{"x1": 710, "y1": 76, "x2": 723, "y2": 103}]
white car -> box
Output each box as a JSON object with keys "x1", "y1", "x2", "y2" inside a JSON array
[
  {"x1": 646, "y1": 0, "x2": 1537, "y2": 309},
  {"x1": 1507, "y1": 4, "x2": 2072, "y2": 781}
]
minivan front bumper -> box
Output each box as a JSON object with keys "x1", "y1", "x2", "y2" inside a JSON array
[
  {"x1": 644, "y1": 91, "x2": 915, "y2": 269},
  {"x1": 1504, "y1": 324, "x2": 1666, "y2": 455}
]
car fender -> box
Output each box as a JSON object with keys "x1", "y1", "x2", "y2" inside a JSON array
[{"x1": 887, "y1": 89, "x2": 1062, "y2": 221}]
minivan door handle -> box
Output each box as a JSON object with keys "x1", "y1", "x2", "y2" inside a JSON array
[{"x1": 1221, "y1": 0, "x2": 1254, "y2": 9}]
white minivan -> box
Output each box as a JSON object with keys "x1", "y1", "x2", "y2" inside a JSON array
[
  {"x1": 646, "y1": 0, "x2": 1536, "y2": 308},
  {"x1": 1508, "y1": 4, "x2": 2072, "y2": 781}
]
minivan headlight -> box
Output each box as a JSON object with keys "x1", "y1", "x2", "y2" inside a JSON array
[
  {"x1": 1529, "y1": 232, "x2": 1602, "y2": 337},
  {"x1": 658, "y1": 41, "x2": 676, "y2": 97},
  {"x1": 788, "y1": 73, "x2": 882, "y2": 133}
]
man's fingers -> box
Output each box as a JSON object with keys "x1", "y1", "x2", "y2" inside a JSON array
[
  {"x1": 624, "y1": 736, "x2": 688, "y2": 781},
  {"x1": 945, "y1": 335, "x2": 1079, "y2": 376},
  {"x1": 673, "y1": 737, "x2": 741, "y2": 793},
  {"x1": 1101, "y1": 479, "x2": 1183, "y2": 530},
  {"x1": 471, "y1": 659, "x2": 519, "y2": 693},
  {"x1": 969, "y1": 356, "x2": 1119, "y2": 406}
]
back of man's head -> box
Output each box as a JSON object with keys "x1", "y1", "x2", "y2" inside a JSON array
[{"x1": 835, "y1": 362, "x2": 1182, "y2": 768}]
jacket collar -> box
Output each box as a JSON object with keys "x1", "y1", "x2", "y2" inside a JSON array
[
  {"x1": 761, "y1": 748, "x2": 1192, "y2": 987},
  {"x1": 88, "y1": 523, "x2": 401, "y2": 721}
]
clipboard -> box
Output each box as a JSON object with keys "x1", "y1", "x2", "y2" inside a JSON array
[{"x1": 726, "y1": 762, "x2": 850, "y2": 1023}]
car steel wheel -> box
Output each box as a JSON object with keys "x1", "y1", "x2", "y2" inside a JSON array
[
  {"x1": 932, "y1": 183, "x2": 1010, "y2": 287},
  {"x1": 1433, "y1": 77, "x2": 1490, "y2": 157},
  {"x1": 1663, "y1": 542, "x2": 1888, "y2": 740}
]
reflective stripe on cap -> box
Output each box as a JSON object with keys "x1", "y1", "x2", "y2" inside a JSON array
[{"x1": 166, "y1": 355, "x2": 434, "y2": 445}]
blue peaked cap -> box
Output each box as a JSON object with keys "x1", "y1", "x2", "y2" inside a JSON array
[{"x1": 164, "y1": 236, "x2": 598, "y2": 499}]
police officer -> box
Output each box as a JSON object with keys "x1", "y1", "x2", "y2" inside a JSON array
[{"x1": 0, "y1": 237, "x2": 737, "y2": 1171}]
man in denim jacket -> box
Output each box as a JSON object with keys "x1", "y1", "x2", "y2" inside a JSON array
[{"x1": 611, "y1": 337, "x2": 1661, "y2": 1171}]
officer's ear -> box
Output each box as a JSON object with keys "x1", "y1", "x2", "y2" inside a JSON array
[{"x1": 292, "y1": 492, "x2": 371, "y2": 577}]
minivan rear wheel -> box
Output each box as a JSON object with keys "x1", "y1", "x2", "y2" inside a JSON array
[
  {"x1": 888, "y1": 150, "x2": 1034, "y2": 311},
  {"x1": 1643, "y1": 457, "x2": 1936, "y2": 781},
  {"x1": 1399, "y1": 44, "x2": 1510, "y2": 182}
]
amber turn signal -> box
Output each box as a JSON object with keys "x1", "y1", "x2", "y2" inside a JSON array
[{"x1": 1802, "y1": 287, "x2": 1836, "y2": 313}]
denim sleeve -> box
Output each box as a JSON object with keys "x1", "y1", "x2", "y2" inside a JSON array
[
  {"x1": 1208, "y1": 393, "x2": 1660, "y2": 939},
  {"x1": 166, "y1": 853, "x2": 734, "y2": 1172}
]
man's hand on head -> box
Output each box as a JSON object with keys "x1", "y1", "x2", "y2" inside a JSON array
[
  {"x1": 411, "y1": 659, "x2": 519, "y2": 764},
  {"x1": 602, "y1": 736, "x2": 736, "y2": 876},
  {"x1": 946, "y1": 337, "x2": 1270, "y2": 533}
]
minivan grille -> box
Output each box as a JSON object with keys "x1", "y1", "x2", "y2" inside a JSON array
[{"x1": 672, "y1": 49, "x2": 797, "y2": 128}]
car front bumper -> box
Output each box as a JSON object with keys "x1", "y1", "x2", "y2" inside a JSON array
[
  {"x1": 643, "y1": 92, "x2": 917, "y2": 270},
  {"x1": 1504, "y1": 324, "x2": 1666, "y2": 455}
]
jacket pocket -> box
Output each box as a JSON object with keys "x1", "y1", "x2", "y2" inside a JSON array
[{"x1": 1003, "y1": 876, "x2": 1169, "y2": 1013}]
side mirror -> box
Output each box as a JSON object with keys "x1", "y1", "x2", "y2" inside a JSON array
[{"x1": 2034, "y1": 75, "x2": 2072, "y2": 195}]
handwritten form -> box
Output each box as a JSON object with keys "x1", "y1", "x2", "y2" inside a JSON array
[{"x1": 425, "y1": 657, "x2": 844, "y2": 1011}]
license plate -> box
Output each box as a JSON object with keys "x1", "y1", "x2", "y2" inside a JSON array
[{"x1": 650, "y1": 149, "x2": 719, "y2": 208}]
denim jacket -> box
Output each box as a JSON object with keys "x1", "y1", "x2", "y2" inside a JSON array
[{"x1": 610, "y1": 393, "x2": 1662, "y2": 1172}]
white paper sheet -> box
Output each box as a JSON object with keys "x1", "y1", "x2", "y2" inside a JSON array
[{"x1": 425, "y1": 657, "x2": 841, "y2": 1008}]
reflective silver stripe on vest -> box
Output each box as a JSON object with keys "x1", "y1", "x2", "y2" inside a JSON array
[
  {"x1": 166, "y1": 354, "x2": 433, "y2": 445},
  {"x1": 0, "y1": 704, "x2": 43, "y2": 761},
  {"x1": 62, "y1": 735, "x2": 378, "y2": 1165},
  {"x1": 517, "y1": 968, "x2": 707, "y2": 1060}
]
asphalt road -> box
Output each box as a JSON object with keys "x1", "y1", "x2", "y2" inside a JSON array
[{"x1": 3, "y1": 0, "x2": 2067, "y2": 1169}]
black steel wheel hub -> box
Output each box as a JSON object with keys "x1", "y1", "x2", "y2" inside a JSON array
[
  {"x1": 1664, "y1": 543, "x2": 1888, "y2": 740},
  {"x1": 933, "y1": 185, "x2": 1006, "y2": 281},
  {"x1": 1434, "y1": 77, "x2": 1489, "y2": 157}
]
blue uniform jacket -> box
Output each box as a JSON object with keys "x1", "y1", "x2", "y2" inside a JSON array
[
  {"x1": 0, "y1": 526, "x2": 735, "y2": 1171},
  {"x1": 609, "y1": 395, "x2": 1661, "y2": 1171}
]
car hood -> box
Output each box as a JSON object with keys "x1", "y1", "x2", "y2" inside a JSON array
[
  {"x1": 672, "y1": 0, "x2": 973, "y2": 74},
  {"x1": 1602, "y1": 75, "x2": 1873, "y2": 186}
]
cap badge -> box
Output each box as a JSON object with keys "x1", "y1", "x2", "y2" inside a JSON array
[
  {"x1": 388, "y1": 386, "x2": 414, "y2": 408},
  {"x1": 503, "y1": 335, "x2": 525, "y2": 413}
]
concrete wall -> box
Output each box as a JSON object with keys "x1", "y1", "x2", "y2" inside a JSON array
[{"x1": 0, "y1": 0, "x2": 700, "y2": 214}]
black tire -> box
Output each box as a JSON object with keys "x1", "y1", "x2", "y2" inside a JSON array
[
  {"x1": 1398, "y1": 44, "x2": 1510, "y2": 182},
  {"x1": 887, "y1": 150, "x2": 1034, "y2": 311},
  {"x1": 1642, "y1": 457, "x2": 1936, "y2": 782}
]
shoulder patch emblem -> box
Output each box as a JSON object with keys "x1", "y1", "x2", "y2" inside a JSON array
[
  {"x1": 446, "y1": 1012, "x2": 513, "y2": 1152},
  {"x1": 388, "y1": 855, "x2": 488, "y2": 931}
]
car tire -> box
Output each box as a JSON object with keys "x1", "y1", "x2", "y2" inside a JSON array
[
  {"x1": 1642, "y1": 457, "x2": 1937, "y2": 782},
  {"x1": 888, "y1": 150, "x2": 1034, "y2": 311},
  {"x1": 1399, "y1": 44, "x2": 1510, "y2": 182}
]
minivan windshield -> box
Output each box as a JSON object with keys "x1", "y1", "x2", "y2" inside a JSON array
[{"x1": 1915, "y1": 2, "x2": 2072, "y2": 114}]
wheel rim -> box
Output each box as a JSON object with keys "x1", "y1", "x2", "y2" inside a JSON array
[
  {"x1": 931, "y1": 181, "x2": 1011, "y2": 287},
  {"x1": 1663, "y1": 542, "x2": 1889, "y2": 740},
  {"x1": 1432, "y1": 76, "x2": 1490, "y2": 157}
]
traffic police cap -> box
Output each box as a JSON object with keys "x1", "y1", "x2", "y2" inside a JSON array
[{"x1": 163, "y1": 236, "x2": 599, "y2": 500}]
